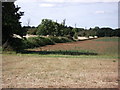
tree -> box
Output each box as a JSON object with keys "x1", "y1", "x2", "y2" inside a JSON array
[
  {"x1": 99, "y1": 27, "x2": 113, "y2": 37},
  {"x1": 2, "y1": 2, "x2": 24, "y2": 50},
  {"x1": 53, "y1": 22, "x2": 61, "y2": 36},
  {"x1": 115, "y1": 28, "x2": 120, "y2": 37},
  {"x1": 37, "y1": 19, "x2": 57, "y2": 36}
]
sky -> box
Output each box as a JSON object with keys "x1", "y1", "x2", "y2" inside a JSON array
[{"x1": 15, "y1": 0, "x2": 119, "y2": 29}]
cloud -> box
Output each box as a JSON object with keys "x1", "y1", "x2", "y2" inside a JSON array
[
  {"x1": 39, "y1": 3, "x2": 55, "y2": 7},
  {"x1": 95, "y1": 10, "x2": 105, "y2": 14}
]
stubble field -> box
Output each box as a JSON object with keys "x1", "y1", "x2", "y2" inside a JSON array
[{"x1": 2, "y1": 37, "x2": 119, "y2": 88}]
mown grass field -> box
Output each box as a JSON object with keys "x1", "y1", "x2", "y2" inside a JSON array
[{"x1": 2, "y1": 37, "x2": 119, "y2": 88}]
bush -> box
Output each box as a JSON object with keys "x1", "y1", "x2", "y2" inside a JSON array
[
  {"x1": 12, "y1": 36, "x2": 74, "y2": 50},
  {"x1": 26, "y1": 37, "x2": 41, "y2": 48},
  {"x1": 60, "y1": 37, "x2": 73, "y2": 43},
  {"x1": 3, "y1": 36, "x2": 74, "y2": 52},
  {"x1": 49, "y1": 36, "x2": 63, "y2": 43},
  {"x1": 39, "y1": 37, "x2": 55, "y2": 45},
  {"x1": 27, "y1": 28, "x2": 37, "y2": 35},
  {"x1": 24, "y1": 37, "x2": 55, "y2": 48},
  {"x1": 73, "y1": 33, "x2": 78, "y2": 39},
  {"x1": 3, "y1": 38, "x2": 25, "y2": 52}
]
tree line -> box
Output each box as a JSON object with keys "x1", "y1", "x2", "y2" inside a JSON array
[{"x1": 25, "y1": 19, "x2": 120, "y2": 38}]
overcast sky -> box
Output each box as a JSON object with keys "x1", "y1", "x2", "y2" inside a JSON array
[{"x1": 15, "y1": 0, "x2": 119, "y2": 29}]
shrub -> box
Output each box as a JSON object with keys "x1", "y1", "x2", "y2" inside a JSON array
[
  {"x1": 73, "y1": 33, "x2": 78, "y2": 39},
  {"x1": 38, "y1": 37, "x2": 55, "y2": 45},
  {"x1": 26, "y1": 37, "x2": 41, "y2": 48},
  {"x1": 60, "y1": 37, "x2": 73, "y2": 43},
  {"x1": 49, "y1": 36, "x2": 63, "y2": 43},
  {"x1": 27, "y1": 28, "x2": 37, "y2": 35},
  {"x1": 24, "y1": 36, "x2": 73, "y2": 49},
  {"x1": 3, "y1": 38, "x2": 26, "y2": 52},
  {"x1": 24, "y1": 37, "x2": 55, "y2": 49}
]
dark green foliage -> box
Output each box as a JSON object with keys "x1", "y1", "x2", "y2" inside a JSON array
[
  {"x1": 24, "y1": 37, "x2": 55, "y2": 48},
  {"x1": 49, "y1": 36, "x2": 63, "y2": 43},
  {"x1": 36, "y1": 18, "x2": 120, "y2": 38},
  {"x1": 2, "y1": 2, "x2": 24, "y2": 43},
  {"x1": 36, "y1": 19, "x2": 56, "y2": 36},
  {"x1": 60, "y1": 37, "x2": 73, "y2": 43},
  {"x1": 39, "y1": 37, "x2": 55, "y2": 45},
  {"x1": 49, "y1": 36, "x2": 73, "y2": 43},
  {"x1": 23, "y1": 26, "x2": 37, "y2": 35},
  {"x1": 22, "y1": 36, "x2": 73, "y2": 49},
  {"x1": 97, "y1": 27, "x2": 113, "y2": 37},
  {"x1": 26, "y1": 37, "x2": 41, "y2": 48},
  {"x1": 73, "y1": 33, "x2": 78, "y2": 39},
  {"x1": 22, "y1": 50, "x2": 98, "y2": 56},
  {"x1": 114, "y1": 28, "x2": 120, "y2": 37},
  {"x1": 3, "y1": 38, "x2": 25, "y2": 52},
  {"x1": 27, "y1": 29, "x2": 37, "y2": 35},
  {"x1": 77, "y1": 27, "x2": 120, "y2": 37},
  {"x1": 36, "y1": 19, "x2": 75, "y2": 37},
  {"x1": 2, "y1": 2, "x2": 24, "y2": 51}
]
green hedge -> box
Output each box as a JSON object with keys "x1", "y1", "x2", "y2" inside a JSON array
[
  {"x1": 60, "y1": 37, "x2": 73, "y2": 43},
  {"x1": 49, "y1": 36, "x2": 63, "y2": 43},
  {"x1": 23, "y1": 36, "x2": 73, "y2": 49},
  {"x1": 49, "y1": 36, "x2": 73, "y2": 43},
  {"x1": 2, "y1": 36, "x2": 74, "y2": 52},
  {"x1": 23, "y1": 37, "x2": 55, "y2": 48},
  {"x1": 3, "y1": 38, "x2": 26, "y2": 52}
]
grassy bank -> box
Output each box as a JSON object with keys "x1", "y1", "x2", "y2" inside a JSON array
[{"x1": 23, "y1": 36, "x2": 74, "y2": 49}]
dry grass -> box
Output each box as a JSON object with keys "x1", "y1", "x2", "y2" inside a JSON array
[
  {"x1": 2, "y1": 54, "x2": 118, "y2": 88},
  {"x1": 2, "y1": 37, "x2": 118, "y2": 88}
]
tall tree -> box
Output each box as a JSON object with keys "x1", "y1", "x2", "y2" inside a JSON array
[
  {"x1": 36, "y1": 19, "x2": 56, "y2": 36},
  {"x1": 2, "y1": 2, "x2": 24, "y2": 50}
]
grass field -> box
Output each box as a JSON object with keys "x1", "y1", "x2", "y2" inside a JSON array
[
  {"x1": 2, "y1": 37, "x2": 119, "y2": 88},
  {"x1": 28, "y1": 37, "x2": 118, "y2": 57}
]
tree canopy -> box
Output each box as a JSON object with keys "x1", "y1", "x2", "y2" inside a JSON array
[{"x1": 36, "y1": 18, "x2": 120, "y2": 38}]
